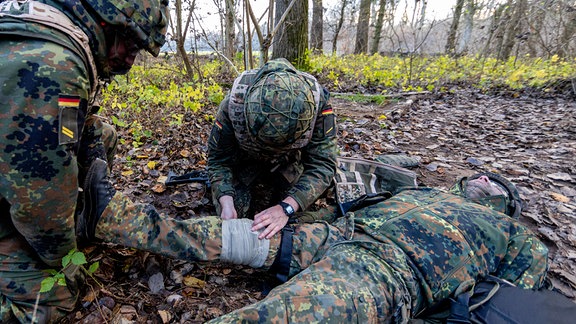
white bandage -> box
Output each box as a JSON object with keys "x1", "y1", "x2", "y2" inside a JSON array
[{"x1": 221, "y1": 219, "x2": 269, "y2": 268}]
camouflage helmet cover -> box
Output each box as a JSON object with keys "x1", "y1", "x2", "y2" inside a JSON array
[
  {"x1": 83, "y1": 0, "x2": 169, "y2": 56},
  {"x1": 244, "y1": 66, "x2": 316, "y2": 151}
]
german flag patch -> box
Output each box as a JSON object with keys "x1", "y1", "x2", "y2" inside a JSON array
[
  {"x1": 58, "y1": 95, "x2": 80, "y2": 145},
  {"x1": 321, "y1": 108, "x2": 333, "y2": 115},
  {"x1": 322, "y1": 106, "x2": 336, "y2": 138}
]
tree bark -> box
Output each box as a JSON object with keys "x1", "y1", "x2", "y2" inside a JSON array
[
  {"x1": 556, "y1": 1, "x2": 576, "y2": 57},
  {"x1": 272, "y1": 0, "x2": 309, "y2": 68},
  {"x1": 354, "y1": 0, "x2": 371, "y2": 54},
  {"x1": 445, "y1": 0, "x2": 465, "y2": 55},
  {"x1": 457, "y1": 0, "x2": 476, "y2": 55},
  {"x1": 224, "y1": 0, "x2": 236, "y2": 60},
  {"x1": 499, "y1": 0, "x2": 527, "y2": 60},
  {"x1": 331, "y1": 0, "x2": 349, "y2": 54},
  {"x1": 370, "y1": 0, "x2": 387, "y2": 55},
  {"x1": 311, "y1": 0, "x2": 324, "y2": 53}
]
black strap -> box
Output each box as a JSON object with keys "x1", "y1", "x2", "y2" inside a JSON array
[
  {"x1": 339, "y1": 192, "x2": 392, "y2": 215},
  {"x1": 447, "y1": 292, "x2": 472, "y2": 324},
  {"x1": 268, "y1": 226, "x2": 294, "y2": 283}
]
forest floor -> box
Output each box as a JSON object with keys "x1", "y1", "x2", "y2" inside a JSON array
[{"x1": 63, "y1": 87, "x2": 576, "y2": 323}]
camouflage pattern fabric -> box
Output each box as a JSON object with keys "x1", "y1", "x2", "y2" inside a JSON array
[
  {"x1": 1, "y1": 0, "x2": 167, "y2": 320},
  {"x1": 208, "y1": 188, "x2": 547, "y2": 322},
  {"x1": 92, "y1": 187, "x2": 547, "y2": 323},
  {"x1": 208, "y1": 84, "x2": 337, "y2": 214},
  {"x1": 0, "y1": 33, "x2": 90, "y2": 321}
]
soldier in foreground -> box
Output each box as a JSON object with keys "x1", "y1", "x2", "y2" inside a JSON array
[
  {"x1": 79, "y1": 159, "x2": 553, "y2": 322},
  {"x1": 207, "y1": 58, "x2": 338, "y2": 239},
  {"x1": 0, "y1": 0, "x2": 168, "y2": 322}
]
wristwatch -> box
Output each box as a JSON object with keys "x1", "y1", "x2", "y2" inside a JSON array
[{"x1": 279, "y1": 201, "x2": 295, "y2": 217}]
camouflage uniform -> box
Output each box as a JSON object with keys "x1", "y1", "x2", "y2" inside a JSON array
[
  {"x1": 0, "y1": 0, "x2": 167, "y2": 322},
  {"x1": 93, "y1": 188, "x2": 548, "y2": 323},
  {"x1": 208, "y1": 59, "x2": 337, "y2": 217}
]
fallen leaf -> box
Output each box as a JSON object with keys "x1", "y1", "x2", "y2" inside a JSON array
[
  {"x1": 183, "y1": 276, "x2": 206, "y2": 289},
  {"x1": 121, "y1": 170, "x2": 134, "y2": 176},
  {"x1": 158, "y1": 310, "x2": 172, "y2": 323},
  {"x1": 152, "y1": 183, "x2": 166, "y2": 193},
  {"x1": 147, "y1": 161, "x2": 157, "y2": 169},
  {"x1": 180, "y1": 149, "x2": 191, "y2": 158},
  {"x1": 550, "y1": 192, "x2": 570, "y2": 203}
]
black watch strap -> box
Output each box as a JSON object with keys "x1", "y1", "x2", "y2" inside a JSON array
[{"x1": 279, "y1": 201, "x2": 295, "y2": 217}]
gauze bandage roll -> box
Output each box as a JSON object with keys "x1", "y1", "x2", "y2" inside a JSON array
[{"x1": 221, "y1": 219, "x2": 270, "y2": 268}]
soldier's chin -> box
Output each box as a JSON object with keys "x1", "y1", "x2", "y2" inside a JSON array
[{"x1": 107, "y1": 59, "x2": 134, "y2": 76}]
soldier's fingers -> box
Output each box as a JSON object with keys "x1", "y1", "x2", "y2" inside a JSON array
[{"x1": 261, "y1": 223, "x2": 280, "y2": 239}]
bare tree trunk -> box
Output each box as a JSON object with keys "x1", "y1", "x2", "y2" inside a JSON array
[
  {"x1": 457, "y1": 0, "x2": 476, "y2": 55},
  {"x1": 354, "y1": 0, "x2": 371, "y2": 54},
  {"x1": 486, "y1": 2, "x2": 507, "y2": 59},
  {"x1": 224, "y1": 0, "x2": 236, "y2": 60},
  {"x1": 273, "y1": 0, "x2": 309, "y2": 68},
  {"x1": 311, "y1": 0, "x2": 323, "y2": 53},
  {"x1": 173, "y1": 0, "x2": 195, "y2": 80},
  {"x1": 526, "y1": 1, "x2": 547, "y2": 57},
  {"x1": 500, "y1": 0, "x2": 527, "y2": 60},
  {"x1": 331, "y1": 0, "x2": 349, "y2": 54},
  {"x1": 556, "y1": 1, "x2": 576, "y2": 57},
  {"x1": 445, "y1": 0, "x2": 465, "y2": 55},
  {"x1": 370, "y1": 0, "x2": 387, "y2": 55}
]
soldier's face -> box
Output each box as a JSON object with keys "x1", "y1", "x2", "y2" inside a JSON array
[
  {"x1": 106, "y1": 30, "x2": 141, "y2": 75},
  {"x1": 466, "y1": 176, "x2": 505, "y2": 198}
]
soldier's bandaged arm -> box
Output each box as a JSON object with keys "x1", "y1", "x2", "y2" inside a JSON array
[{"x1": 221, "y1": 219, "x2": 269, "y2": 267}]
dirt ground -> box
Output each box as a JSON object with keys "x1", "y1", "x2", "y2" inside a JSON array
[{"x1": 65, "y1": 89, "x2": 576, "y2": 323}]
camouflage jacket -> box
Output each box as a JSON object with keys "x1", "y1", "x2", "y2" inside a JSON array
[
  {"x1": 335, "y1": 188, "x2": 548, "y2": 314},
  {"x1": 207, "y1": 87, "x2": 337, "y2": 211}
]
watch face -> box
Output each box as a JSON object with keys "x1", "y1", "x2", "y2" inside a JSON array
[{"x1": 281, "y1": 202, "x2": 294, "y2": 215}]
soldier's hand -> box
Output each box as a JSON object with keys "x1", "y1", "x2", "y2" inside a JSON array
[
  {"x1": 252, "y1": 205, "x2": 289, "y2": 239},
  {"x1": 219, "y1": 195, "x2": 238, "y2": 220}
]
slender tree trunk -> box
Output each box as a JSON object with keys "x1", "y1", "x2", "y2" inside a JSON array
[
  {"x1": 331, "y1": 0, "x2": 349, "y2": 54},
  {"x1": 526, "y1": 1, "x2": 547, "y2": 57},
  {"x1": 174, "y1": 0, "x2": 195, "y2": 80},
  {"x1": 556, "y1": 1, "x2": 576, "y2": 57},
  {"x1": 224, "y1": 0, "x2": 236, "y2": 60},
  {"x1": 354, "y1": 0, "x2": 371, "y2": 54},
  {"x1": 273, "y1": 0, "x2": 309, "y2": 68},
  {"x1": 457, "y1": 0, "x2": 476, "y2": 55},
  {"x1": 500, "y1": 0, "x2": 527, "y2": 60},
  {"x1": 445, "y1": 0, "x2": 465, "y2": 55},
  {"x1": 370, "y1": 0, "x2": 387, "y2": 55},
  {"x1": 311, "y1": 0, "x2": 323, "y2": 53}
]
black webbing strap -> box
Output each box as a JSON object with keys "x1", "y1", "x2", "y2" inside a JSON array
[
  {"x1": 268, "y1": 226, "x2": 294, "y2": 283},
  {"x1": 447, "y1": 292, "x2": 472, "y2": 324}
]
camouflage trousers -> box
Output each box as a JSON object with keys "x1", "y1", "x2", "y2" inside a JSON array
[
  {"x1": 95, "y1": 189, "x2": 548, "y2": 323},
  {"x1": 0, "y1": 113, "x2": 115, "y2": 323},
  {"x1": 1, "y1": 38, "x2": 116, "y2": 321}
]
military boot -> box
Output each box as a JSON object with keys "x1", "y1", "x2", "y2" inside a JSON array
[{"x1": 76, "y1": 158, "x2": 115, "y2": 242}]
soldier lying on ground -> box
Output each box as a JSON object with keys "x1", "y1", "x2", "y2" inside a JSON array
[{"x1": 74, "y1": 158, "x2": 567, "y2": 322}]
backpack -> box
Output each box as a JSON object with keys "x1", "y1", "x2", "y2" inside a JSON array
[
  {"x1": 412, "y1": 276, "x2": 576, "y2": 324},
  {"x1": 334, "y1": 156, "x2": 418, "y2": 215}
]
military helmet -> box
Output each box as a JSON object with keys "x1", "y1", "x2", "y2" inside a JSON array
[
  {"x1": 83, "y1": 0, "x2": 169, "y2": 56},
  {"x1": 244, "y1": 70, "x2": 316, "y2": 150},
  {"x1": 451, "y1": 172, "x2": 523, "y2": 219}
]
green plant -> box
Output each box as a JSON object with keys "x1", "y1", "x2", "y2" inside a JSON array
[{"x1": 40, "y1": 249, "x2": 99, "y2": 293}]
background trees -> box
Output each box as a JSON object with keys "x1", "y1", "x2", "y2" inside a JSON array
[{"x1": 166, "y1": 0, "x2": 576, "y2": 75}]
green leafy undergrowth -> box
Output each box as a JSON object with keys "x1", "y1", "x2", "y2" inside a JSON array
[{"x1": 308, "y1": 53, "x2": 576, "y2": 93}]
